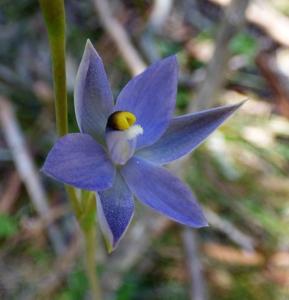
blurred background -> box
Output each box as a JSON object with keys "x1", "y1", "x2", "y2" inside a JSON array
[{"x1": 0, "y1": 0, "x2": 289, "y2": 299}]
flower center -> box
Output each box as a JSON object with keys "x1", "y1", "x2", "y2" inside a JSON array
[
  {"x1": 106, "y1": 111, "x2": 143, "y2": 165},
  {"x1": 107, "y1": 111, "x2": 136, "y2": 130}
]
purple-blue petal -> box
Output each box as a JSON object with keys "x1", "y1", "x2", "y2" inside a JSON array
[
  {"x1": 42, "y1": 133, "x2": 115, "y2": 191},
  {"x1": 97, "y1": 172, "x2": 134, "y2": 252},
  {"x1": 74, "y1": 40, "x2": 113, "y2": 142},
  {"x1": 136, "y1": 103, "x2": 243, "y2": 165},
  {"x1": 121, "y1": 157, "x2": 207, "y2": 227},
  {"x1": 115, "y1": 56, "x2": 178, "y2": 149}
]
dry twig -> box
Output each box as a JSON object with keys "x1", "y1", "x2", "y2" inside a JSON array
[
  {"x1": 92, "y1": 0, "x2": 146, "y2": 76},
  {"x1": 149, "y1": 0, "x2": 174, "y2": 30},
  {"x1": 194, "y1": 0, "x2": 250, "y2": 110},
  {"x1": 204, "y1": 208, "x2": 256, "y2": 251},
  {"x1": 182, "y1": 228, "x2": 208, "y2": 300}
]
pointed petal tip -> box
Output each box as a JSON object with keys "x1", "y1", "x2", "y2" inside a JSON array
[
  {"x1": 194, "y1": 218, "x2": 209, "y2": 228},
  {"x1": 188, "y1": 211, "x2": 209, "y2": 228},
  {"x1": 107, "y1": 214, "x2": 134, "y2": 251},
  {"x1": 104, "y1": 237, "x2": 114, "y2": 254},
  {"x1": 107, "y1": 247, "x2": 113, "y2": 254},
  {"x1": 227, "y1": 99, "x2": 248, "y2": 110},
  {"x1": 103, "y1": 234, "x2": 122, "y2": 253},
  {"x1": 172, "y1": 54, "x2": 178, "y2": 63},
  {"x1": 217, "y1": 99, "x2": 247, "y2": 116},
  {"x1": 164, "y1": 53, "x2": 178, "y2": 60},
  {"x1": 137, "y1": 100, "x2": 246, "y2": 165},
  {"x1": 162, "y1": 54, "x2": 179, "y2": 71},
  {"x1": 101, "y1": 222, "x2": 130, "y2": 253},
  {"x1": 75, "y1": 40, "x2": 113, "y2": 139},
  {"x1": 166, "y1": 53, "x2": 178, "y2": 61},
  {"x1": 97, "y1": 174, "x2": 134, "y2": 253},
  {"x1": 106, "y1": 239, "x2": 119, "y2": 254},
  {"x1": 169, "y1": 216, "x2": 209, "y2": 229},
  {"x1": 174, "y1": 211, "x2": 209, "y2": 229},
  {"x1": 185, "y1": 223, "x2": 209, "y2": 230},
  {"x1": 239, "y1": 98, "x2": 249, "y2": 106},
  {"x1": 84, "y1": 39, "x2": 100, "y2": 59},
  {"x1": 85, "y1": 38, "x2": 93, "y2": 47},
  {"x1": 122, "y1": 157, "x2": 209, "y2": 230}
]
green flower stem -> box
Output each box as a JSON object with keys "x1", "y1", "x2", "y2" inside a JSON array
[
  {"x1": 39, "y1": 0, "x2": 68, "y2": 136},
  {"x1": 83, "y1": 226, "x2": 103, "y2": 300},
  {"x1": 66, "y1": 186, "x2": 82, "y2": 218},
  {"x1": 79, "y1": 192, "x2": 103, "y2": 300},
  {"x1": 39, "y1": 0, "x2": 82, "y2": 218},
  {"x1": 39, "y1": 1, "x2": 102, "y2": 298}
]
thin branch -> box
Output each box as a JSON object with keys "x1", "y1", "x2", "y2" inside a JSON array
[
  {"x1": 182, "y1": 228, "x2": 208, "y2": 300},
  {"x1": 149, "y1": 0, "x2": 174, "y2": 31},
  {"x1": 92, "y1": 0, "x2": 146, "y2": 76},
  {"x1": 169, "y1": 156, "x2": 208, "y2": 300},
  {"x1": 194, "y1": 0, "x2": 250, "y2": 110},
  {"x1": 204, "y1": 208, "x2": 256, "y2": 251}
]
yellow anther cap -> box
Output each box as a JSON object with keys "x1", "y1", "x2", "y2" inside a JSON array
[{"x1": 107, "y1": 111, "x2": 136, "y2": 130}]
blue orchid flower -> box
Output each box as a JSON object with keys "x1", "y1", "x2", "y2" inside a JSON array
[{"x1": 42, "y1": 40, "x2": 242, "y2": 251}]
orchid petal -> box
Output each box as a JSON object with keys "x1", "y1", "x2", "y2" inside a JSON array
[
  {"x1": 115, "y1": 56, "x2": 178, "y2": 149},
  {"x1": 97, "y1": 172, "x2": 134, "y2": 252},
  {"x1": 42, "y1": 133, "x2": 115, "y2": 190},
  {"x1": 122, "y1": 157, "x2": 207, "y2": 227},
  {"x1": 74, "y1": 40, "x2": 113, "y2": 142},
  {"x1": 137, "y1": 103, "x2": 242, "y2": 165}
]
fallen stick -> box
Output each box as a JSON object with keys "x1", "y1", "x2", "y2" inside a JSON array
[
  {"x1": 194, "y1": 0, "x2": 250, "y2": 110},
  {"x1": 92, "y1": 0, "x2": 146, "y2": 76},
  {"x1": 182, "y1": 228, "x2": 208, "y2": 300},
  {"x1": 204, "y1": 207, "x2": 256, "y2": 251}
]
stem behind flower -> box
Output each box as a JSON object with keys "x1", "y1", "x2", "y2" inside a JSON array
[
  {"x1": 39, "y1": 1, "x2": 102, "y2": 298},
  {"x1": 39, "y1": 0, "x2": 68, "y2": 137},
  {"x1": 84, "y1": 226, "x2": 103, "y2": 300}
]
